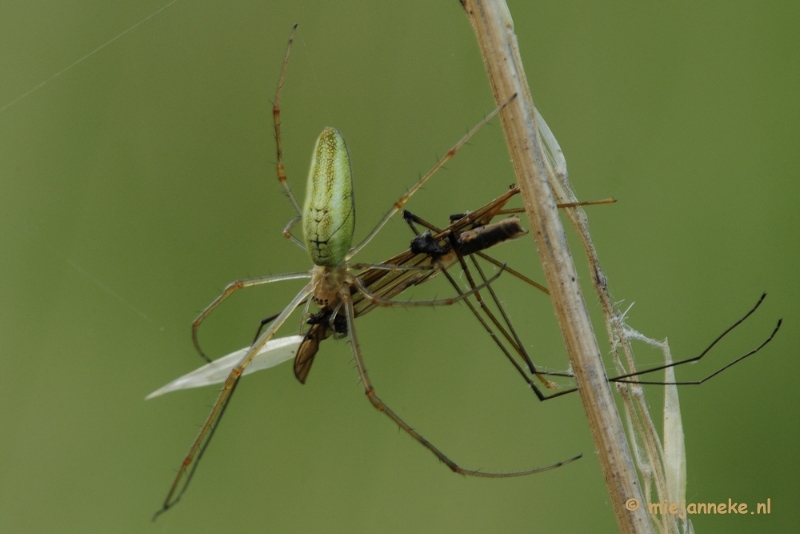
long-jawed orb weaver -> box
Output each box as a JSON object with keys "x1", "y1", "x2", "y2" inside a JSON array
[{"x1": 151, "y1": 26, "x2": 580, "y2": 521}]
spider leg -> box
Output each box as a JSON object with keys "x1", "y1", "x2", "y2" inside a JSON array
[
  {"x1": 192, "y1": 271, "x2": 311, "y2": 362},
  {"x1": 339, "y1": 288, "x2": 581, "y2": 477},
  {"x1": 154, "y1": 284, "x2": 313, "y2": 520},
  {"x1": 272, "y1": 24, "x2": 302, "y2": 217}
]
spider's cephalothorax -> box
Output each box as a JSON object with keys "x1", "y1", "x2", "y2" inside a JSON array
[{"x1": 310, "y1": 264, "x2": 348, "y2": 307}]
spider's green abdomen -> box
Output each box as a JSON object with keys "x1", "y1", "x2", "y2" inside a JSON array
[{"x1": 302, "y1": 127, "x2": 355, "y2": 267}]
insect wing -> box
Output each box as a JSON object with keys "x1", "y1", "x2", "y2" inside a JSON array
[{"x1": 146, "y1": 335, "x2": 304, "y2": 399}]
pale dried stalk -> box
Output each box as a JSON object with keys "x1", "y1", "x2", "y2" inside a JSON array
[
  {"x1": 538, "y1": 109, "x2": 687, "y2": 533},
  {"x1": 461, "y1": 1, "x2": 652, "y2": 533}
]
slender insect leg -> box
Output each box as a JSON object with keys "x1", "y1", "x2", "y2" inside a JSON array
[
  {"x1": 429, "y1": 251, "x2": 574, "y2": 398},
  {"x1": 451, "y1": 246, "x2": 561, "y2": 391},
  {"x1": 403, "y1": 210, "x2": 559, "y2": 385},
  {"x1": 346, "y1": 94, "x2": 518, "y2": 260},
  {"x1": 538, "y1": 294, "x2": 781, "y2": 393},
  {"x1": 488, "y1": 292, "x2": 781, "y2": 394},
  {"x1": 611, "y1": 294, "x2": 782, "y2": 385},
  {"x1": 433, "y1": 259, "x2": 550, "y2": 400},
  {"x1": 495, "y1": 294, "x2": 781, "y2": 396},
  {"x1": 474, "y1": 251, "x2": 549, "y2": 294},
  {"x1": 154, "y1": 284, "x2": 314, "y2": 521},
  {"x1": 192, "y1": 271, "x2": 311, "y2": 362},
  {"x1": 272, "y1": 24, "x2": 302, "y2": 217},
  {"x1": 251, "y1": 311, "x2": 281, "y2": 345},
  {"x1": 448, "y1": 237, "x2": 538, "y2": 373},
  {"x1": 463, "y1": 256, "x2": 572, "y2": 383},
  {"x1": 339, "y1": 289, "x2": 581, "y2": 477}
]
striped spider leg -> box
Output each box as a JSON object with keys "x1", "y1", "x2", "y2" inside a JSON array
[{"x1": 152, "y1": 26, "x2": 579, "y2": 521}]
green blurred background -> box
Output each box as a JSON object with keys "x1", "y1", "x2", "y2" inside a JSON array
[{"x1": 1, "y1": 1, "x2": 797, "y2": 532}]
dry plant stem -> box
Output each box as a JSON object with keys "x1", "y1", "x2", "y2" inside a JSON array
[{"x1": 461, "y1": 1, "x2": 651, "y2": 533}]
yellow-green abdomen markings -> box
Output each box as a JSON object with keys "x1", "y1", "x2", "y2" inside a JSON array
[{"x1": 302, "y1": 127, "x2": 355, "y2": 267}]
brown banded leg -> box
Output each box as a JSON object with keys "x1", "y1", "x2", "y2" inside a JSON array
[
  {"x1": 154, "y1": 284, "x2": 314, "y2": 520},
  {"x1": 345, "y1": 94, "x2": 518, "y2": 260},
  {"x1": 339, "y1": 288, "x2": 581, "y2": 477},
  {"x1": 282, "y1": 215, "x2": 304, "y2": 249},
  {"x1": 272, "y1": 24, "x2": 302, "y2": 218},
  {"x1": 192, "y1": 271, "x2": 311, "y2": 362}
]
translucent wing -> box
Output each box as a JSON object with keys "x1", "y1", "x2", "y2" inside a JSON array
[{"x1": 146, "y1": 335, "x2": 304, "y2": 399}]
